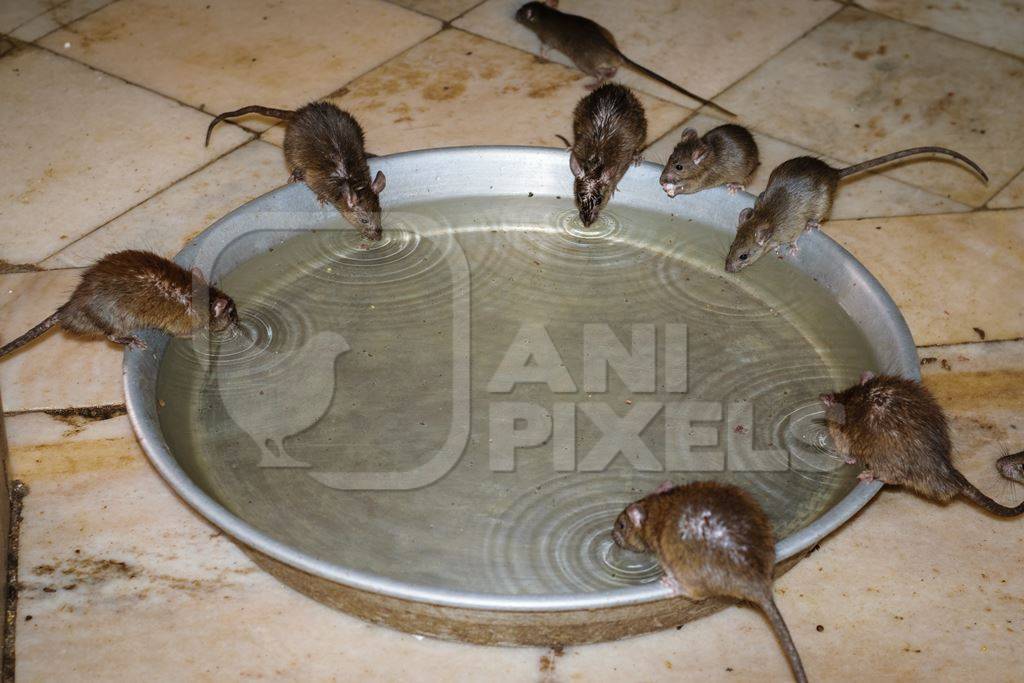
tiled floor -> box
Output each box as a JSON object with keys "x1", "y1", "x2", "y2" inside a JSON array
[{"x1": 1, "y1": 0, "x2": 1022, "y2": 680}]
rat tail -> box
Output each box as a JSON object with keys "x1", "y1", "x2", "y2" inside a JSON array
[
  {"x1": 755, "y1": 593, "x2": 808, "y2": 683},
  {"x1": 205, "y1": 106, "x2": 296, "y2": 147},
  {"x1": 838, "y1": 147, "x2": 988, "y2": 182},
  {"x1": 554, "y1": 134, "x2": 571, "y2": 148},
  {"x1": 954, "y1": 469, "x2": 1024, "y2": 517},
  {"x1": 0, "y1": 307, "x2": 64, "y2": 359},
  {"x1": 615, "y1": 53, "x2": 735, "y2": 118}
]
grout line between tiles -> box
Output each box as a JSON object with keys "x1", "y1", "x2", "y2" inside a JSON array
[
  {"x1": 37, "y1": 138, "x2": 260, "y2": 267},
  {"x1": 848, "y1": 2, "x2": 1024, "y2": 65},
  {"x1": 916, "y1": 337, "x2": 1024, "y2": 351},
  {"x1": 4, "y1": 0, "x2": 75, "y2": 36},
  {"x1": 982, "y1": 167, "x2": 1024, "y2": 209},
  {"x1": 28, "y1": 0, "x2": 123, "y2": 45}
]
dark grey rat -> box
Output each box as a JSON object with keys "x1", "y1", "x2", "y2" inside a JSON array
[
  {"x1": 613, "y1": 480, "x2": 807, "y2": 683},
  {"x1": 660, "y1": 125, "x2": 759, "y2": 197},
  {"x1": 724, "y1": 147, "x2": 987, "y2": 272},
  {"x1": 0, "y1": 250, "x2": 238, "y2": 357},
  {"x1": 820, "y1": 372, "x2": 1023, "y2": 516},
  {"x1": 515, "y1": 1, "x2": 734, "y2": 117},
  {"x1": 205, "y1": 101, "x2": 386, "y2": 241},
  {"x1": 570, "y1": 83, "x2": 647, "y2": 226}
]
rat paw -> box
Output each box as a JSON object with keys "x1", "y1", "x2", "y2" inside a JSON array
[
  {"x1": 660, "y1": 574, "x2": 682, "y2": 596},
  {"x1": 806, "y1": 220, "x2": 822, "y2": 232},
  {"x1": 857, "y1": 470, "x2": 876, "y2": 482},
  {"x1": 110, "y1": 335, "x2": 147, "y2": 350},
  {"x1": 726, "y1": 183, "x2": 744, "y2": 195},
  {"x1": 843, "y1": 455, "x2": 857, "y2": 465},
  {"x1": 288, "y1": 169, "x2": 304, "y2": 183}
]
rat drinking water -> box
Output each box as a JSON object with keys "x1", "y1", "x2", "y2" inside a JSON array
[
  {"x1": 0, "y1": 250, "x2": 238, "y2": 357},
  {"x1": 570, "y1": 83, "x2": 647, "y2": 226},
  {"x1": 660, "y1": 125, "x2": 759, "y2": 197},
  {"x1": 613, "y1": 481, "x2": 808, "y2": 683},
  {"x1": 820, "y1": 372, "x2": 1023, "y2": 516},
  {"x1": 205, "y1": 101, "x2": 386, "y2": 240},
  {"x1": 515, "y1": 1, "x2": 734, "y2": 117},
  {"x1": 724, "y1": 148, "x2": 988, "y2": 272}
]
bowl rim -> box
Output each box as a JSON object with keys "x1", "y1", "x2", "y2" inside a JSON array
[{"x1": 124, "y1": 145, "x2": 917, "y2": 612}]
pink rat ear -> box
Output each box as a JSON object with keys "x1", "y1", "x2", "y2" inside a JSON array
[
  {"x1": 860, "y1": 370, "x2": 876, "y2": 385},
  {"x1": 212, "y1": 296, "x2": 229, "y2": 319},
  {"x1": 569, "y1": 152, "x2": 584, "y2": 179},
  {"x1": 627, "y1": 504, "x2": 645, "y2": 527},
  {"x1": 545, "y1": 0, "x2": 558, "y2": 7},
  {"x1": 654, "y1": 480, "x2": 674, "y2": 494},
  {"x1": 371, "y1": 170, "x2": 386, "y2": 195},
  {"x1": 340, "y1": 182, "x2": 357, "y2": 209},
  {"x1": 738, "y1": 207, "x2": 754, "y2": 224},
  {"x1": 691, "y1": 143, "x2": 709, "y2": 165},
  {"x1": 680, "y1": 127, "x2": 698, "y2": 142},
  {"x1": 753, "y1": 223, "x2": 772, "y2": 246}
]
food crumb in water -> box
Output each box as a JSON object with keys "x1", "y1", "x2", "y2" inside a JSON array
[{"x1": 158, "y1": 399, "x2": 166, "y2": 408}]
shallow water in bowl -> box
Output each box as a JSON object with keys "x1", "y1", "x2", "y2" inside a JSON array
[{"x1": 157, "y1": 196, "x2": 876, "y2": 596}]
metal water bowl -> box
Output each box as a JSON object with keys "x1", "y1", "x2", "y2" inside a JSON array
[{"x1": 124, "y1": 147, "x2": 917, "y2": 645}]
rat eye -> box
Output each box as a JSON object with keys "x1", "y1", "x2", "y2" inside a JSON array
[
  {"x1": 739, "y1": 254, "x2": 748, "y2": 261},
  {"x1": 360, "y1": 218, "x2": 369, "y2": 224},
  {"x1": 616, "y1": 521, "x2": 625, "y2": 530},
  {"x1": 674, "y1": 164, "x2": 683, "y2": 171}
]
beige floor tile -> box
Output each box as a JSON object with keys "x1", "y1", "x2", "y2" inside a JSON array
[
  {"x1": 454, "y1": 0, "x2": 839, "y2": 108},
  {"x1": 41, "y1": 140, "x2": 286, "y2": 269},
  {"x1": 39, "y1": 0, "x2": 440, "y2": 127},
  {"x1": 646, "y1": 113, "x2": 970, "y2": 219},
  {"x1": 261, "y1": 29, "x2": 689, "y2": 153},
  {"x1": 0, "y1": 0, "x2": 55, "y2": 34},
  {"x1": 858, "y1": 0, "x2": 1024, "y2": 58},
  {"x1": 9, "y1": 0, "x2": 114, "y2": 42},
  {"x1": 717, "y1": 7, "x2": 1023, "y2": 207},
  {"x1": 390, "y1": 0, "x2": 483, "y2": 21},
  {"x1": 8, "y1": 342, "x2": 1023, "y2": 680},
  {"x1": 7, "y1": 412, "x2": 546, "y2": 682},
  {"x1": 828, "y1": 209, "x2": 1024, "y2": 346},
  {"x1": 0, "y1": 268, "x2": 122, "y2": 413},
  {"x1": 0, "y1": 46, "x2": 250, "y2": 265},
  {"x1": 989, "y1": 169, "x2": 1024, "y2": 209}
]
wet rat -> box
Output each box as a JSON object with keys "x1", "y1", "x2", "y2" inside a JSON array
[
  {"x1": 515, "y1": 1, "x2": 734, "y2": 117},
  {"x1": 660, "y1": 125, "x2": 759, "y2": 197},
  {"x1": 724, "y1": 147, "x2": 988, "y2": 272},
  {"x1": 205, "y1": 101, "x2": 386, "y2": 240},
  {"x1": 820, "y1": 372, "x2": 1024, "y2": 516},
  {"x1": 613, "y1": 480, "x2": 807, "y2": 683},
  {"x1": 996, "y1": 450, "x2": 1024, "y2": 484},
  {"x1": 570, "y1": 83, "x2": 647, "y2": 226},
  {"x1": 0, "y1": 250, "x2": 238, "y2": 357}
]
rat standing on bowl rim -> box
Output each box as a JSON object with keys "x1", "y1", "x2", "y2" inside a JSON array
[
  {"x1": 613, "y1": 481, "x2": 808, "y2": 683},
  {"x1": 205, "y1": 101, "x2": 386, "y2": 241},
  {"x1": 821, "y1": 372, "x2": 1024, "y2": 516},
  {"x1": 724, "y1": 147, "x2": 988, "y2": 272},
  {"x1": 570, "y1": 83, "x2": 647, "y2": 227},
  {"x1": 660, "y1": 125, "x2": 759, "y2": 197},
  {"x1": 0, "y1": 250, "x2": 238, "y2": 357},
  {"x1": 514, "y1": 1, "x2": 734, "y2": 117}
]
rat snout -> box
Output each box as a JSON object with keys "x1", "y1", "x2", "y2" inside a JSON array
[
  {"x1": 819, "y1": 393, "x2": 834, "y2": 406},
  {"x1": 662, "y1": 182, "x2": 678, "y2": 198}
]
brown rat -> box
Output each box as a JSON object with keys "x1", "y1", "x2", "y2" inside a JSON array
[
  {"x1": 205, "y1": 101, "x2": 386, "y2": 240},
  {"x1": 724, "y1": 148, "x2": 987, "y2": 272},
  {"x1": 515, "y1": 1, "x2": 734, "y2": 117},
  {"x1": 996, "y1": 450, "x2": 1024, "y2": 484},
  {"x1": 613, "y1": 480, "x2": 807, "y2": 683},
  {"x1": 0, "y1": 250, "x2": 238, "y2": 357},
  {"x1": 660, "y1": 125, "x2": 759, "y2": 197},
  {"x1": 570, "y1": 83, "x2": 647, "y2": 226},
  {"x1": 820, "y1": 372, "x2": 1023, "y2": 516}
]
